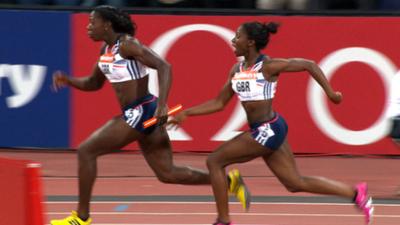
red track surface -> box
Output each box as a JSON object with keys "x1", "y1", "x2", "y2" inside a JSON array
[
  {"x1": 1, "y1": 150, "x2": 400, "y2": 225},
  {"x1": 46, "y1": 201, "x2": 400, "y2": 225}
]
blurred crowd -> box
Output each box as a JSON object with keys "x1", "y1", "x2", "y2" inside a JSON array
[{"x1": 1, "y1": 0, "x2": 400, "y2": 11}]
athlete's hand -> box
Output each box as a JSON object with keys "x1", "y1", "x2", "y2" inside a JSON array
[
  {"x1": 154, "y1": 104, "x2": 169, "y2": 127},
  {"x1": 52, "y1": 71, "x2": 70, "y2": 92},
  {"x1": 167, "y1": 111, "x2": 188, "y2": 130},
  {"x1": 329, "y1": 91, "x2": 342, "y2": 104}
]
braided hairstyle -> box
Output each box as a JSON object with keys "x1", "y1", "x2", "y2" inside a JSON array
[
  {"x1": 94, "y1": 5, "x2": 137, "y2": 36},
  {"x1": 242, "y1": 21, "x2": 279, "y2": 51}
]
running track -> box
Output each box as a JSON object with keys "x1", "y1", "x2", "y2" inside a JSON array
[
  {"x1": 45, "y1": 195, "x2": 400, "y2": 225},
  {"x1": 1, "y1": 150, "x2": 400, "y2": 224}
]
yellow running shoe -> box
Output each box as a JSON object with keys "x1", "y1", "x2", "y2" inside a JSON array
[
  {"x1": 228, "y1": 169, "x2": 251, "y2": 211},
  {"x1": 50, "y1": 211, "x2": 92, "y2": 225}
]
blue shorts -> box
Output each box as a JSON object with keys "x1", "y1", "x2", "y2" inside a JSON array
[
  {"x1": 122, "y1": 94, "x2": 158, "y2": 134},
  {"x1": 250, "y1": 113, "x2": 288, "y2": 150}
]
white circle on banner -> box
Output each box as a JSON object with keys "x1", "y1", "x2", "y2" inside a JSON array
[{"x1": 307, "y1": 47, "x2": 396, "y2": 146}]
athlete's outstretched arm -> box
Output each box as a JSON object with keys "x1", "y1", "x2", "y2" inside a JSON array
[
  {"x1": 168, "y1": 64, "x2": 237, "y2": 127},
  {"x1": 264, "y1": 58, "x2": 342, "y2": 104},
  {"x1": 52, "y1": 63, "x2": 106, "y2": 92}
]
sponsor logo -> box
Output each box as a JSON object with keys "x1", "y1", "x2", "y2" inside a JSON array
[{"x1": 0, "y1": 64, "x2": 46, "y2": 108}]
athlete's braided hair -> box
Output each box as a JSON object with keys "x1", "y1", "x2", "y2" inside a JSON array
[
  {"x1": 94, "y1": 5, "x2": 137, "y2": 36},
  {"x1": 242, "y1": 21, "x2": 279, "y2": 51}
]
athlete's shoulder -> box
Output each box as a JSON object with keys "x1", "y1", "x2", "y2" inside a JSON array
[
  {"x1": 262, "y1": 55, "x2": 274, "y2": 64},
  {"x1": 119, "y1": 35, "x2": 143, "y2": 58},
  {"x1": 262, "y1": 57, "x2": 290, "y2": 67}
]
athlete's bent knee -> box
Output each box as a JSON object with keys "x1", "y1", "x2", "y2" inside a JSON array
[
  {"x1": 206, "y1": 154, "x2": 224, "y2": 170},
  {"x1": 156, "y1": 174, "x2": 175, "y2": 183},
  {"x1": 154, "y1": 169, "x2": 180, "y2": 184},
  {"x1": 77, "y1": 143, "x2": 97, "y2": 161},
  {"x1": 282, "y1": 179, "x2": 304, "y2": 193},
  {"x1": 284, "y1": 185, "x2": 302, "y2": 193}
]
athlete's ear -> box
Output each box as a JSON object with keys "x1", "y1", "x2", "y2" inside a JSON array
[
  {"x1": 247, "y1": 39, "x2": 256, "y2": 48},
  {"x1": 104, "y1": 21, "x2": 112, "y2": 31}
]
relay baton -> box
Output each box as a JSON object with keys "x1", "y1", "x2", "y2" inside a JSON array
[{"x1": 143, "y1": 104, "x2": 183, "y2": 128}]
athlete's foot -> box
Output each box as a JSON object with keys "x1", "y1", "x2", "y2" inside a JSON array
[
  {"x1": 50, "y1": 211, "x2": 92, "y2": 225},
  {"x1": 228, "y1": 169, "x2": 251, "y2": 211},
  {"x1": 355, "y1": 182, "x2": 374, "y2": 224}
]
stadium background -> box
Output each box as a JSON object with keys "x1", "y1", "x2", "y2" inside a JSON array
[
  {"x1": 0, "y1": 8, "x2": 399, "y2": 154},
  {"x1": 1, "y1": 2, "x2": 400, "y2": 225}
]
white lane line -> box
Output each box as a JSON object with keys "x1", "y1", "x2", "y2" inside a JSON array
[
  {"x1": 45, "y1": 201, "x2": 400, "y2": 207},
  {"x1": 46, "y1": 224, "x2": 267, "y2": 225},
  {"x1": 45, "y1": 212, "x2": 400, "y2": 218}
]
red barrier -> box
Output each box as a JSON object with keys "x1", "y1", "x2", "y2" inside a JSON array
[
  {"x1": 0, "y1": 157, "x2": 45, "y2": 225},
  {"x1": 26, "y1": 163, "x2": 45, "y2": 225}
]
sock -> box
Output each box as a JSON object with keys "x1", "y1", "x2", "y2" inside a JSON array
[{"x1": 78, "y1": 214, "x2": 89, "y2": 222}]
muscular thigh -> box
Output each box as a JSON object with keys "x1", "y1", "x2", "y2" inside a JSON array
[
  {"x1": 210, "y1": 131, "x2": 274, "y2": 167},
  {"x1": 263, "y1": 140, "x2": 302, "y2": 184},
  {"x1": 80, "y1": 116, "x2": 142, "y2": 156},
  {"x1": 138, "y1": 127, "x2": 173, "y2": 172}
]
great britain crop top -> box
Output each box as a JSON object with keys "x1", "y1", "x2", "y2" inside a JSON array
[
  {"x1": 98, "y1": 39, "x2": 149, "y2": 83},
  {"x1": 231, "y1": 55, "x2": 277, "y2": 101}
]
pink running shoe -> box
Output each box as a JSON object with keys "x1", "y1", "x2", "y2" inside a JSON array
[{"x1": 355, "y1": 182, "x2": 374, "y2": 224}]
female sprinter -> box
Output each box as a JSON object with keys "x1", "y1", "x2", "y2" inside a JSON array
[
  {"x1": 50, "y1": 5, "x2": 249, "y2": 225},
  {"x1": 169, "y1": 21, "x2": 374, "y2": 225}
]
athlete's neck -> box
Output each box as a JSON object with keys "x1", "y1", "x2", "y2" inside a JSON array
[
  {"x1": 243, "y1": 51, "x2": 262, "y2": 69},
  {"x1": 104, "y1": 33, "x2": 123, "y2": 46}
]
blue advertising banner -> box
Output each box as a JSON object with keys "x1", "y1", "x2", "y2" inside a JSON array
[{"x1": 0, "y1": 10, "x2": 70, "y2": 147}]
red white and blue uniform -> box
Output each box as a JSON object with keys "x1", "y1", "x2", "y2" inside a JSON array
[
  {"x1": 98, "y1": 39, "x2": 149, "y2": 82},
  {"x1": 232, "y1": 55, "x2": 288, "y2": 150},
  {"x1": 98, "y1": 39, "x2": 157, "y2": 133}
]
